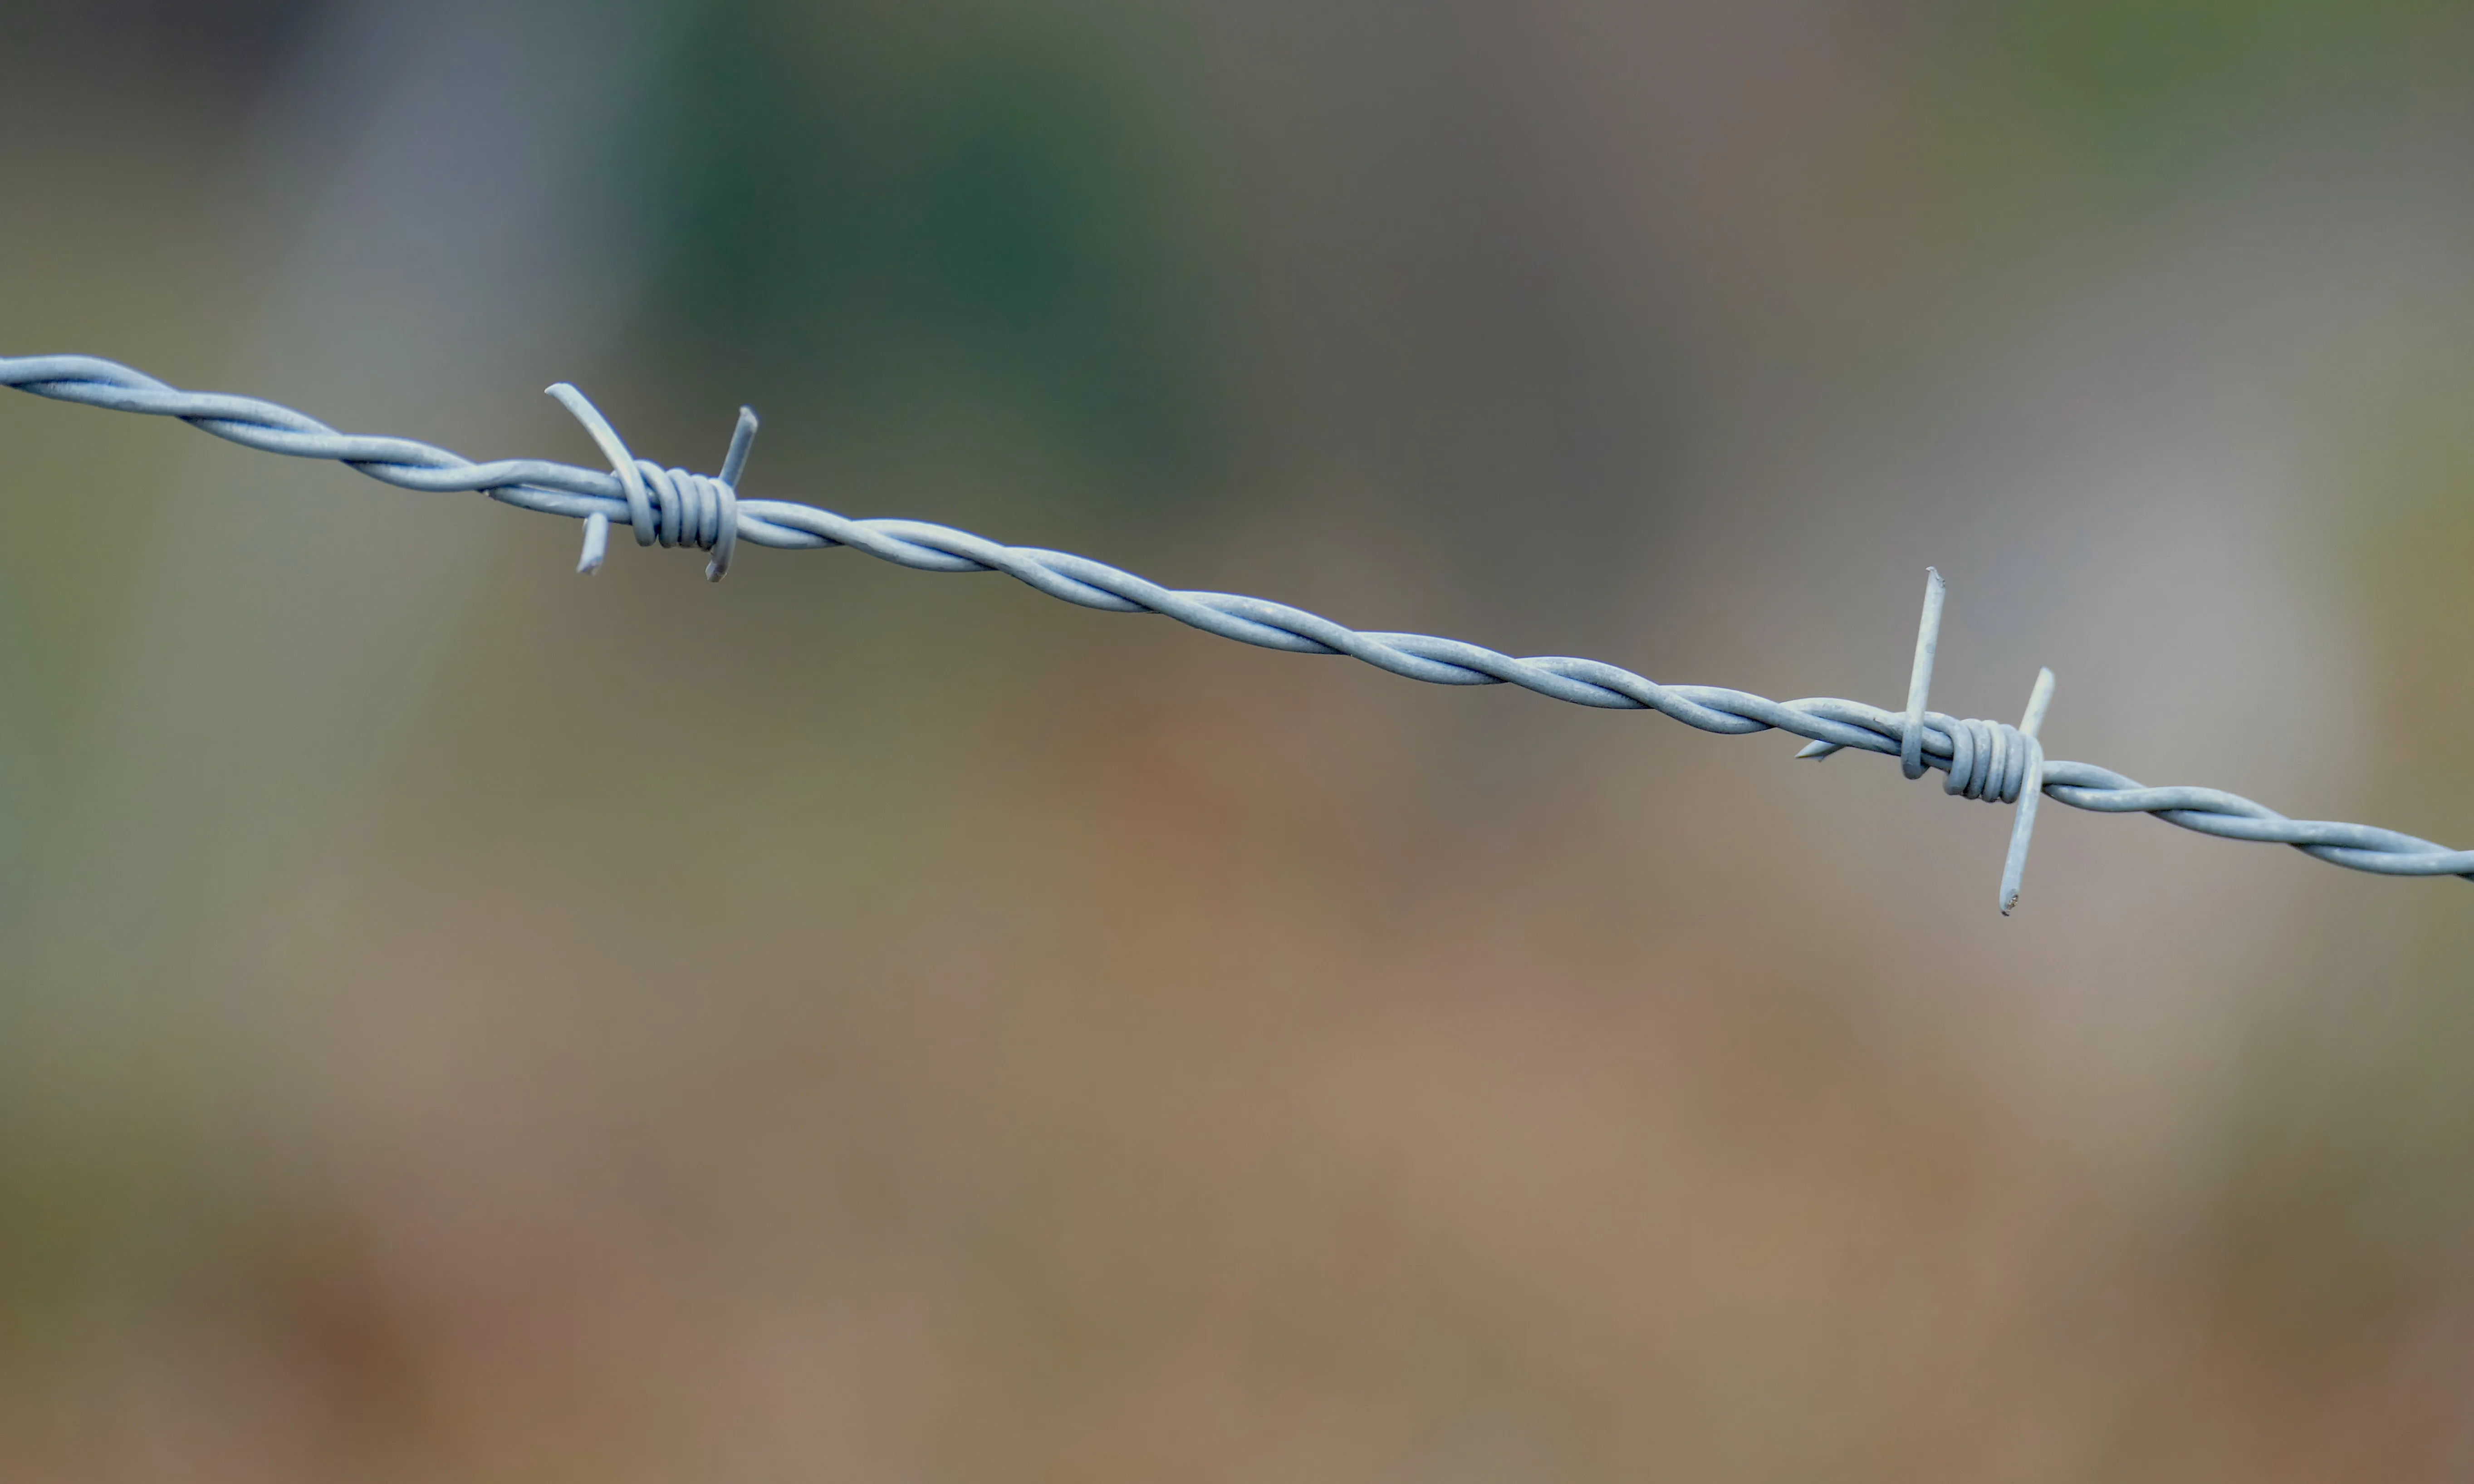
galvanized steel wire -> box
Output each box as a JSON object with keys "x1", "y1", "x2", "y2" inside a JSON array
[{"x1": 6, "y1": 352, "x2": 2469, "y2": 912}]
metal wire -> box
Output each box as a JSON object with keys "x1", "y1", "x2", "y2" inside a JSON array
[{"x1": 6, "y1": 352, "x2": 2468, "y2": 913}]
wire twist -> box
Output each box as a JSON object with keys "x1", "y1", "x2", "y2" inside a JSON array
[{"x1": 4, "y1": 352, "x2": 2468, "y2": 913}]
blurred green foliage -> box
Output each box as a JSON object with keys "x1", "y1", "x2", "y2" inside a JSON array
[
  {"x1": 1983, "y1": 0, "x2": 2464, "y2": 164},
  {"x1": 634, "y1": 1, "x2": 1219, "y2": 504}
]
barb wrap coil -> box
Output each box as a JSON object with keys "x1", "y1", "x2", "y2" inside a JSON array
[
  {"x1": 623, "y1": 460, "x2": 737, "y2": 565},
  {"x1": 1940, "y1": 716, "x2": 2038, "y2": 805}
]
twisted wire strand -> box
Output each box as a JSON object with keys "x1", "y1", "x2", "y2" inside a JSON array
[{"x1": 5, "y1": 353, "x2": 2468, "y2": 904}]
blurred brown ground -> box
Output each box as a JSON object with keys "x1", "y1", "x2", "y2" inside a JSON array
[{"x1": 3, "y1": 1, "x2": 2474, "y2": 1479}]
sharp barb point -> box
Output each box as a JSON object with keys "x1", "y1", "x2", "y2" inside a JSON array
[
  {"x1": 2021, "y1": 666, "x2": 2057, "y2": 740},
  {"x1": 1900, "y1": 568, "x2": 1946, "y2": 782},
  {"x1": 576, "y1": 510, "x2": 609, "y2": 574},
  {"x1": 720, "y1": 405, "x2": 761, "y2": 489}
]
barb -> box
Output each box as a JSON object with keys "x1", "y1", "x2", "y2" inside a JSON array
[{"x1": 5, "y1": 352, "x2": 2468, "y2": 912}]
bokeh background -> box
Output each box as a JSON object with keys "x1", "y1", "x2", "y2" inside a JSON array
[{"x1": 3, "y1": 0, "x2": 2473, "y2": 1478}]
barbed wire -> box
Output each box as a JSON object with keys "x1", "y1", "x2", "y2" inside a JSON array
[{"x1": 5, "y1": 352, "x2": 2467, "y2": 913}]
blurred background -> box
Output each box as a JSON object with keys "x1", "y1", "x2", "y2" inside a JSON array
[{"x1": 2, "y1": 0, "x2": 2472, "y2": 1478}]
